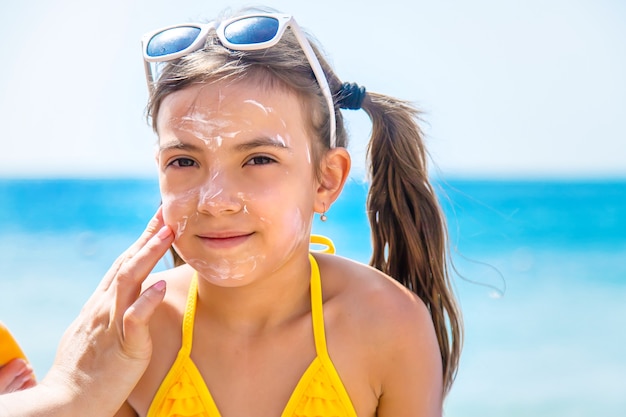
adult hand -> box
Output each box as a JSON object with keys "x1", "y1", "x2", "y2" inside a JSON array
[
  {"x1": 0, "y1": 208, "x2": 174, "y2": 417},
  {"x1": 0, "y1": 359, "x2": 36, "y2": 394}
]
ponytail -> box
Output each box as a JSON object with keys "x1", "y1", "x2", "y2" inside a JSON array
[{"x1": 361, "y1": 92, "x2": 462, "y2": 395}]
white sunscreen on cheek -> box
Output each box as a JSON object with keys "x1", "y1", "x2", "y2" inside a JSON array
[{"x1": 161, "y1": 189, "x2": 198, "y2": 238}]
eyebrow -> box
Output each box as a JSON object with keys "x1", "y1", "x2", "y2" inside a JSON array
[
  {"x1": 234, "y1": 137, "x2": 290, "y2": 152},
  {"x1": 158, "y1": 140, "x2": 205, "y2": 153},
  {"x1": 158, "y1": 136, "x2": 291, "y2": 153}
]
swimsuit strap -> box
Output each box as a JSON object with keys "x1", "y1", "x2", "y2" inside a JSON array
[
  {"x1": 310, "y1": 235, "x2": 336, "y2": 254},
  {"x1": 180, "y1": 272, "x2": 199, "y2": 354},
  {"x1": 182, "y1": 251, "x2": 330, "y2": 357},
  {"x1": 308, "y1": 253, "x2": 358, "y2": 417},
  {"x1": 308, "y1": 253, "x2": 330, "y2": 359}
]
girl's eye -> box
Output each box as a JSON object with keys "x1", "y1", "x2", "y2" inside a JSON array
[
  {"x1": 169, "y1": 157, "x2": 196, "y2": 168},
  {"x1": 247, "y1": 156, "x2": 275, "y2": 166}
]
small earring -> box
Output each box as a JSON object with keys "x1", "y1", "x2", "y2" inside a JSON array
[{"x1": 320, "y1": 203, "x2": 328, "y2": 222}]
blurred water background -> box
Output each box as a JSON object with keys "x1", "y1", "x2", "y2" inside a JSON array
[{"x1": 0, "y1": 178, "x2": 624, "y2": 416}]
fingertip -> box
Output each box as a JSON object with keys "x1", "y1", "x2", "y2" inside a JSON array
[
  {"x1": 17, "y1": 370, "x2": 36, "y2": 388},
  {"x1": 122, "y1": 279, "x2": 166, "y2": 359},
  {"x1": 146, "y1": 207, "x2": 166, "y2": 232},
  {"x1": 142, "y1": 279, "x2": 167, "y2": 308},
  {"x1": 156, "y1": 225, "x2": 173, "y2": 241},
  {"x1": 152, "y1": 279, "x2": 167, "y2": 292},
  {"x1": 21, "y1": 376, "x2": 37, "y2": 389},
  {"x1": 151, "y1": 279, "x2": 167, "y2": 294},
  {"x1": 125, "y1": 279, "x2": 167, "y2": 325},
  {"x1": 3, "y1": 358, "x2": 27, "y2": 372}
]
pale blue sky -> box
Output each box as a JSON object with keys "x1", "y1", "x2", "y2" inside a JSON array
[{"x1": 1, "y1": 0, "x2": 624, "y2": 178}]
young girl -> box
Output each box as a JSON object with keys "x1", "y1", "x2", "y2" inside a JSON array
[{"x1": 119, "y1": 7, "x2": 462, "y2": 417}]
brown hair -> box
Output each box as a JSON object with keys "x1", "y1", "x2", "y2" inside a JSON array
[
  {"x1": 362, "y1": 93, "x2": 462, "y2": 394},
  {"x1": 146, "y1": 7, "x2": 462, "y2": 395}
]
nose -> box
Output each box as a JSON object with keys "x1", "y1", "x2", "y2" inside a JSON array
[{"x1": 196, "y1": 172, "x2": 243, "y2": 216}]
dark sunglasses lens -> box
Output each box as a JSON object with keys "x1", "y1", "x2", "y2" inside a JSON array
[
  {"x1": 224, "y1": 16, "x2": 279, "y2": 45},
  {"x1": 147, "y1": 26, "x2": 202, "y2": 57}
]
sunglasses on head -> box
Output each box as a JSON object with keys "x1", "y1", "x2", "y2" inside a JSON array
[{"x1": 141, "y1": 13, "x2": 337, "y2": 148}]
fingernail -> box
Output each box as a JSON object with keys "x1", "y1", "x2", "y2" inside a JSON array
[
  {"x1": 156, "y1": 226, "x2": 172, "y2": 240},
  {"x1": 19, "y1": 372, "x2": 35, "y2": 385},
  {"x1": 153, "y1": 280, "x2": 166, "y2": 292},
  {"x1": 13, "y1": 359, "x2": 27, "y2": 371}
]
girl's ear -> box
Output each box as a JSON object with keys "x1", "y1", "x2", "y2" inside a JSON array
[{"x1": 314, "y1": 147, "x2": 351, "y2": 214}]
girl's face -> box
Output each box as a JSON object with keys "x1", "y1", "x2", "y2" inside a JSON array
[{"x1": 156, "y1": 80, "x2": 319, "y2": 285}]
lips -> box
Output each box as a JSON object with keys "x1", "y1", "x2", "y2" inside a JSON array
[{"x1": 195, "y1": 231, "x2": 254, "y2": 249}]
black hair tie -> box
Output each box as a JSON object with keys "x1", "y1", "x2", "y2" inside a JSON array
[{"x1": 337, "y1": 82, "x2": 366, "y2": 110}]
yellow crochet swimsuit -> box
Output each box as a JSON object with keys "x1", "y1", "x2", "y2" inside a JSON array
[{"x1": 146, "y1": 251, "x2": 357, "y2": 417}]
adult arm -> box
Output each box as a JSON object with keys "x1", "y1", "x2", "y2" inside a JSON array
[{"x1": 0, "y1": 209, "x2": 174, "y2": 417}]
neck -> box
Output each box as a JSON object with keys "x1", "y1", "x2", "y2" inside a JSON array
[{"x1": 194, "y1": 253, "x2": 312, "y2": 334}]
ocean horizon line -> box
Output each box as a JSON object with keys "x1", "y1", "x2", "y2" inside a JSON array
[{"x1": 1, "y1": 175, "x2": 626, "y2": 184}]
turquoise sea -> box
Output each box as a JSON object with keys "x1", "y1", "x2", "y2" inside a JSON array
[{"x1": 1, "y1": 178, "x2": 625, "y2": 416}]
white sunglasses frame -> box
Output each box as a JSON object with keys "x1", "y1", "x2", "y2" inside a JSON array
[{"x1": 141, "y1": 13, "x2": 337, "y2": 148}]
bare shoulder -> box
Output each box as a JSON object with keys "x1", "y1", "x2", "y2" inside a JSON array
[
  {"x1": 314, "y1": 254, "x2": 443, "y2": 415},
  {"x1": 142, "y1": 264, "x2": 193, "y2": 298},
  {"x1": 315, "y1": 253, "x2": 434, "y2": 335}
]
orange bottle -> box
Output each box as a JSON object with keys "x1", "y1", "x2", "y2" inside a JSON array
[{"x1": 0, "y1": 321, "x2": 28, "y2": 366}]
